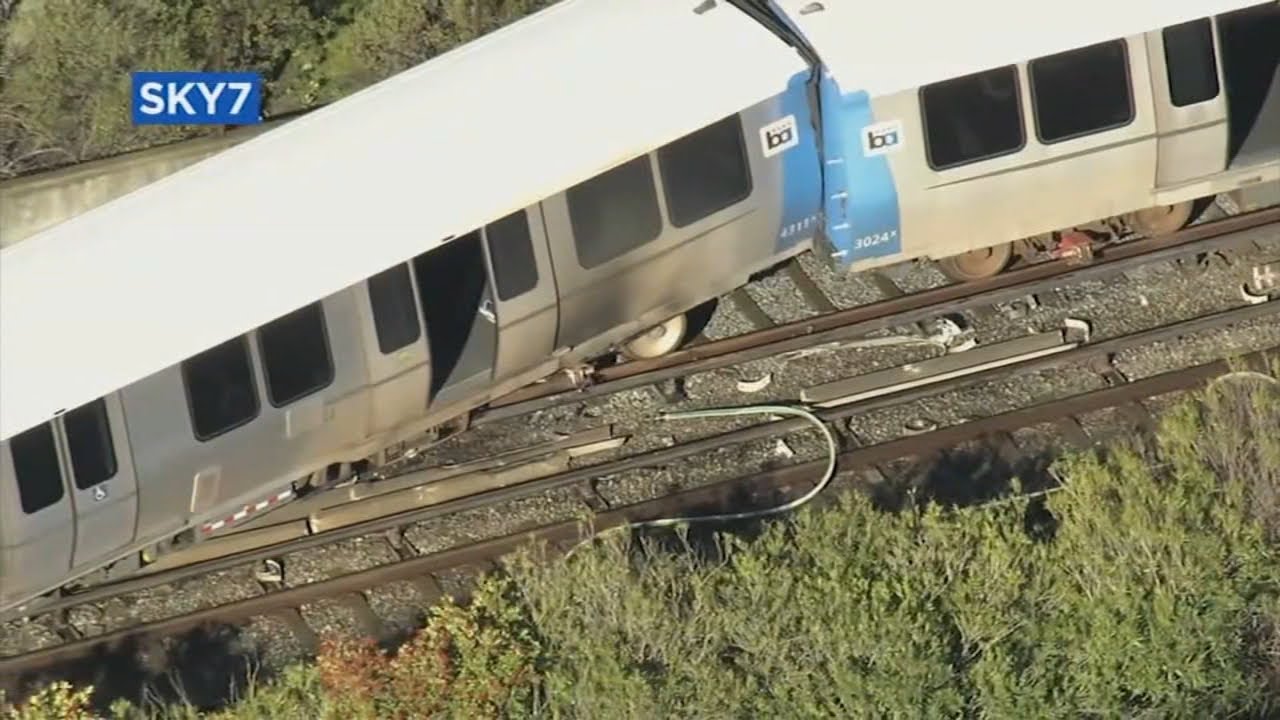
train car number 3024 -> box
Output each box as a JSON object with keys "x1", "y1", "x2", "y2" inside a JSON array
[{"x1": 853, "y1": 229, "x2": 898, "y2": 250}]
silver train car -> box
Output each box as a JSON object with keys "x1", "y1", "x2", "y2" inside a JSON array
[
  {"x1": 786, "y1": 0, "x2": 1280, "y2": 280},
  {"x1": 0, "y1": 92, "x2": 820, "y2": 615}
]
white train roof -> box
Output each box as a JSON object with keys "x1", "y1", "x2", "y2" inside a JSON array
[
  {"x1": 773, "y1": 0, "x2": 1267, "y2": 97},
  {"x1": 0, "y1": 0, "x2": 807, "y2": 442}
]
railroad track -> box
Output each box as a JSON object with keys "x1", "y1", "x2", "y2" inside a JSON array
[
  {"x1": 2, "y1": 302, "x2": 1276, "y2": 696},
  {"x1": 477, "y1": 206, "x2": 1280, "y2": 421},
  {"x1": 1, "y1": 208, "x2": 1277, "y2": 699}
]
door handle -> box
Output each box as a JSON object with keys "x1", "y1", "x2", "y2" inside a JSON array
[{"x1": 479, "y1": 298, "x2": 496, "y2": 323}]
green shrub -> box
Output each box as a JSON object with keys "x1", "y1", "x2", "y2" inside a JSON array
[
  {"x1": 0, "y1": 682, "x2": 95, "y2": 720},
  {"x1": 503, "y1": 369, "x2": 1280, "y2": 718},
  {"x1": 7, "y1": 369, "x2": 1278, "y2": 718}
]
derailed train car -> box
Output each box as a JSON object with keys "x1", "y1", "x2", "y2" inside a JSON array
[
  {"x1": 0, "y1": 0, "x2": 1276, "y2": 617},
  {"x1": 0, "y1": 0, "x2": 821, "y2": 616}
]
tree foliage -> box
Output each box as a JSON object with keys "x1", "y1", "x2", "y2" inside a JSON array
[
  {"x1": 0, "y1": 0, "x2": 552, "y2": 177},
  {"x1": 0, "y1": 0, "x2": 196, "y2": 173}
]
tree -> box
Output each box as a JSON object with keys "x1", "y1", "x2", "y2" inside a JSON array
[
  {"x1": 315, "y1": 0, "x2": 553, "y2": 101},
  {"x1": 0, "y1": 0, "x2": 329, "y2": 173},
  {"x1": 0, "y1": 0, "x2": 196, "y2": 172}
]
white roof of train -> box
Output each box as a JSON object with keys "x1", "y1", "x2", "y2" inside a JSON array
[
  {"x1": 0, "y1": 0, "x2": 808, "y2": 441},
  {"x1": 773, "y1": 0, "x2": 1268, "y2": 97}
]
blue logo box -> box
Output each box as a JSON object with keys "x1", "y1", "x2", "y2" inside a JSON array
[{"x1": 131, "y1": 71, "x2": 263, "y2": 126}]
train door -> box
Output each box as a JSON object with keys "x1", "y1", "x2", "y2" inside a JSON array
[
  {"x1": 1216, "y1": 3, "x2": 1280, "y2": 169},
  {"x1": 0, "y1": 423, "x2": 73, "y2": 601},
  {"x1": 1148, "y1": 17, "x2": 1230, "y2": 186},
  {"x1": 479, "y1": 208, "x2": 560, "y2": 384},
  {"x1": 61, "y1": 396, "x2": 138, "y2": 567},
  {"x1": 412, "y1": 231, "x2": 498, "y2": 408},
  {"x1": 0, "y1": 397, "x2": 138, "y2": 599},
  {"x1": 362, "y1": 262, "x2": 432, "y2": 434}
]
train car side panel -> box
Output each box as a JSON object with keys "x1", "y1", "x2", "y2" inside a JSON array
[
  {"x1": 125, "y1": 292, "x2": 371, "y2": 540},
  {"x1": 65, "y1": 396, "x2": 139, "y2": 568},
  {"x1": 481, "y1": 207, "x2": 562, "y2": 385},
  {"x1": 0, "y1": 394, "x2": 142, "y2": 604},
  {"x1": 772, "y1": 70, "x2": 823, "y2": 252},
  {"x1": 0, "y1": 0, "x2": 810, "y2": 444},
  {"x1": 0, "y1": 434, "x2": 73, "y2": 605},
  {"x1": 873, "y1": 36, "x2": 1160, "y2": 267},
  {"x1": 1146, "y1": 19, "x2": 1231, "y2": 186},
  {"x1": 543, "y1": 97, "x2": 798, "y2": 358},
  {"x1": 359, "y1": 263, "x2": 434, "y2": 437}
]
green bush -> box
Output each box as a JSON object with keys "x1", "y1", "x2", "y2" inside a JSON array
[
  {"x1": 6, "y1": 372, "x2": 1278, "y2": 718},
  {"x1": 506, "y1": 369, "x2": 1280, "y2": 718}
]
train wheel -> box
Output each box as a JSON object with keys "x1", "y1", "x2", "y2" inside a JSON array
[
  {"x1": 621, "y1": 313, "x2": 688, "y2": 360},
  {"x1": 1124, "y1": 201, "x2": 1196, "y2": 237},
  {"x1": 937, "y1": 243, "x2": 1014, "y2": 283}
]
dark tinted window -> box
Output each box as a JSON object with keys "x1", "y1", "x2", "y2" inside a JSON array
[
  {"x1": 368, "y1": 263, "x2": 421, "y2": 354},
  {"x1": 11, "y1": 423, "x2": 63, "y2": 514},
  {"x1": 658, "y1": 115, "x2": 752, "y2": 227},
  {"x1": 484, "y1": 211, "x2": 539, "y2": 301},
  {"x1": 920, "y1": 66, "x2": 1024, "y2": 170},
  {"x1": 182, "y1": 336, "x2": 260, "y2": 440},
  {"x1": 258, "y1": 302, "x2": 334, "y2": 407},
  {"x1": 1163, "y1": 19, "x2": 1220, "y2": 106},
  {"x1": 65, "y1": 399, "x2": 117, "y2": 490},
  {"x1": 1030, "y1": 40, "x2": 1134, "y2": 143},
  {"x1": 567, "y1": 154, "x2": 662, "y2": 269}
]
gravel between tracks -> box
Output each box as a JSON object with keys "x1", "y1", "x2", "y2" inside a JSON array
[{"x1": 4, "y1": 227, "x2": 1278, "y2": 688}]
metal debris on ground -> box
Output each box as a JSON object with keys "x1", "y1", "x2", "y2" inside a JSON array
[
  {"x1": 903, "y1": 418, "x2": 939, "y2": 435},
  {"x1": 1062, "y1": 318, "x2": 1092, "y2": 344},
  {"x1": 995, "y1": 294, "x2": 1041, "y2": 320},
  {"x1": 255, "y1": 559, "x2": 284, "y2": 585},
  {"x1": 735, "y1": 373, "x2": 773, "y2": 393}
]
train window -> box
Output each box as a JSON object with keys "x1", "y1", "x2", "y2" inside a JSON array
[
  {"x1": 10, "y1": 423, "x2": 64, "y2": 514},
  {"x1": 64, "y1": 399, "x2": 117, "y2": 490},
  {"x1": 1029, "y1": 40, "x2": 1134, "y2": 143},
  {"x1": 920, "y1": 66, "x2": 1024, "y2": 170},
  {"x1": 257, "y1": 302, "x2": 335, "y2": 407},
  {"x1": 1163, "y1": 19, "x2": 1220, "y2": 107},
  {"x1": 567, "y1": 154, "x2": 662, "y2": 269},
  {"x1": 484, "y1": 211, "x2": 539, "y2": 301},
  {"x1": 658, "y1": 115, "x2": 752, "y2": 227},
  {"x1": 182, "y1": 336, "x2": 260, "y2": 440},
  {"x1": 368, "y1": 263, "x2": 422, "y2": 354}
]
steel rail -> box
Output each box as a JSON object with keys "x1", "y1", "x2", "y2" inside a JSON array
[
  {"x1": 7, "y1": 297, "x2": 1276, "y2": 623},
  {"x1": 477, "y1": 208, "x2": 1280, "y2": 422},
  {"x1": 3, "y1": 345, "x2": 1273, "y2": 684}
]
